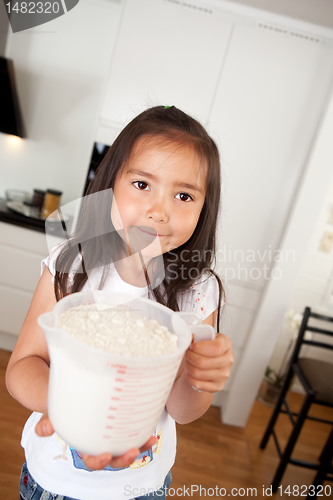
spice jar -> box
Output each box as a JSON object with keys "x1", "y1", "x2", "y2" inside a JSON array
[
  {"x1": 42, "y1": 189, "x2": 62, "y2": 218},
  {"x1": 32, "y1": 189, "x2": 46, "y2": 214}
]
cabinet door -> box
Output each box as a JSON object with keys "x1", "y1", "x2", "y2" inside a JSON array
[
  {"x1": 0, "y1": 285, "x2": 33, "y2": 337},
  {"x1": 210, "y1": 22, "x2": 333, "y2": 288},
  {"x1": 100, "y1": 0, "x2": 233, "y2": 125}
]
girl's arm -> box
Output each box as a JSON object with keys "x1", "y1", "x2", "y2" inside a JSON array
[
  {"x1": 166, "y1": 310, "x2": 234, "y2": 424},
  {"x1": 5, "y1": 267, "x2": 56, "y2": 412}
]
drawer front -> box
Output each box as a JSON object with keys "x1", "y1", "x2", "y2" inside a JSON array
[
  {"x1": 0, "y1": 285, "x2": 33, "y2": 336},
  {"x1": 0, "y1": 222, "x2": 49, "y2": 255},
  {"x1": 0, "y1": 244, "x2": 43, "y2": 293}
]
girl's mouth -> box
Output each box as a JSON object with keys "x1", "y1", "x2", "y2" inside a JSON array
[{"x1": 137, "y1": 226, "x2": 166, "y2": 238}]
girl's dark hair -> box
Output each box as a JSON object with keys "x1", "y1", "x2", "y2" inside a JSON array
[{"x1": 54, "y1": 106, "x2": 224, "y2": 328}]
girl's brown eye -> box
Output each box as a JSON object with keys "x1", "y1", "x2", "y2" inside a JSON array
[
  {"x1": 133, "y1": 181, "x2": 149, "y2": 190},
  {"x1": 176, "y1": 192, "x2": 193, "y2": 202}
]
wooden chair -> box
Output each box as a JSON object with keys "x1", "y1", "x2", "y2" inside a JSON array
[{"x1": 260, "y1": 307, "x2": 333, "y2": 496}]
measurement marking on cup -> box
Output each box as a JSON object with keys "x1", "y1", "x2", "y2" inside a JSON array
[
  {"x1": 120, "y1": 387, "x2": 169, "y2": 394},
  {"x1": 122, "y1": 381, "x2": 173, "y2": 391},
  {"x1": 113, "y1": 378, "x2": 175, "y2": 391},
  {"x1": 110, "y1": 422, "x2": 158, "y2": 434},
  {"x1": 122, "y1": 384, "x2": 172, "y2": 399},
  {"x1": 108, "y1": 363, "x2": 180, "y2": 373},
  {"x1": 105, "y1": 410, "x2": 162, "y2": 427},
  {"x1": 124, "y1": 365, "x2": 179, "y2": 375},
  {"x1": 110, "y1": 394, "x2": 169, "y2": 405},
  {"x1": 108, "y1": 404, "x2": 164, "y2": 416},
  {"x1": 110, "y1": 395, "x2": 168, "y2": 404}
]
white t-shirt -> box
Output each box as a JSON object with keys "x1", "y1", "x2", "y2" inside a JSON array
[{"x1": 21, "y1": 247, "x2": 219, "y2": 500}]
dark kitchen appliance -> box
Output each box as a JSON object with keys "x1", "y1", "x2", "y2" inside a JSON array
[{"x1": 0, "y1": 56, "x2": 25, "y2": 138}]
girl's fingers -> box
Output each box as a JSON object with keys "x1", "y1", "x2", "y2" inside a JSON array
[
  {"x1": 184, "y1": 332, "x2": 234, "y2": 392},
  {"x1": 186, "y1": 365, "x2": 228, "y2": 382},
  {"x1": 35, "y1": 414, "x2": 54, "y2": 437},
  {"x1": 186, "y1": 372, "x2": 228, "y2": 393},
  {"x1": 81, "y1": 436, "x2": 158, "y2": 471},
  {"x1": 108, "y1": 449, "x2": 141, "y2": 469},
  {"x1": 190, "y1": 333, "x2": 232, "y2": 357},
  {"x1": 185, "y1": 365, "x2": 230, "y2": 392},
  {"x1": 186, "y1": 350, "x2": 226, "y2": 370},
  {"x1": 80, "y1": 452, "x2": 113, "y2": 471},
  {"x1": 139, "y1": 436, "x2": 158, "y2": 452},
  {"x1": 81, "y1": 449, "x2": 140, "y2": 470}
]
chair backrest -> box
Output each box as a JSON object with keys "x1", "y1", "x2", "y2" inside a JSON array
[{"x1": 291, "y1": 307, "x2": 333, "y2": 364}]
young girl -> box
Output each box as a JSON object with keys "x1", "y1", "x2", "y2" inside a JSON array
[{"x1": 6, "y1": 105, "x2": 233, "y2": 500}]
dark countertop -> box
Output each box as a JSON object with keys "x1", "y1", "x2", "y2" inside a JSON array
[{"x1": 0, "y1": 198, "x2": 72, "y2": 236}]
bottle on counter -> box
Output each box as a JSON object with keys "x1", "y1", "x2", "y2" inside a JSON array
[
  {"x1": 42, "y1": 189, "x2": 62, "y2": 218},
  {"x1": 32, "y1": 189, "x2": 46, "y2": 214}
]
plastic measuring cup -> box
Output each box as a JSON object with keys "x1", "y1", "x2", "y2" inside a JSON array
[{"x1": 38, "y1": 291, "x2": 215, "y2": 456}]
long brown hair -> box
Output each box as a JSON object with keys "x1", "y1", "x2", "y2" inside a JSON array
[{"x1": 54, "y1": 106, "x2": 224, "y2": 328}]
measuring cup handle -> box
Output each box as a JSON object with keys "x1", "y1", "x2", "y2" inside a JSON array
[
  {"x1": 176, "y1": 312, "x2": 215, "y2": 342},
  {"x1": 176, "y1": 312, "x2": 202, "y2": 326},
  {"x1": 190, "y1": 325, "x2": 215, "y2": 342}
]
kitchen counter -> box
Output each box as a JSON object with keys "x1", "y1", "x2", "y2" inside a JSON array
[{"x1": 0, "y1": 197, "x2": 72, "y2": 236}]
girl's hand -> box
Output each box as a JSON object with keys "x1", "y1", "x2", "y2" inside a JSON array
[
  {"x1": 35, "y1": 414, "x2": 157, "y2": 470},
  {"x1": 185, "y1": 332, "x2": 233, "y2": 393},
  {"x1": 80, "y1": 436, "x2": 158, "y2": 470}
]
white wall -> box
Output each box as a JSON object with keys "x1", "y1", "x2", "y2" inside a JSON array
[
  {"x1": 267, "y1": 134, "x2": 333, "y2": 386},
  {"x1": 222, "y1": 84, "x2": 333, "y2": 425},
  {"x1": 289, "y1": 179, "x2": 333, "y2": 313},
  {"x1": 0, "y1": 1, "x2": 9, "y2": 56},
  {"x1": 0, "y1": 0, "x2": 121, "y2": 206}
]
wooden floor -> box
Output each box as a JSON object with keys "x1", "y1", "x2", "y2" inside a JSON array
[{"x1": 1, "y1": 348, "x2": 332, "y2": 499}]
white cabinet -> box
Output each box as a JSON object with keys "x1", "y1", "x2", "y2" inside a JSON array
[
  {"x1": 0, "y1": 223, "x2": 51, "y2": 350},
  {"x1": 99, "y1": 0, "x2": 234, "y2": 126},
  {"x1": 211, "y1": 21, "x2": 333, "y2": 288}
]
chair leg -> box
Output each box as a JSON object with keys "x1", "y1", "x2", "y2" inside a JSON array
[
  {"x1": 307, "y1": 427, "x2": 333, "y2": 500},
  {"x1": 260, "y1": 368, "x2": 294, "y2": 450},
  {"x1": 271, "y1": 393, "x2": 314, "y2": 492}
]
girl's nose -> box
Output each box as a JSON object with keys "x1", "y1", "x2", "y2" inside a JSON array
[{"x1": 146, "y1": 196, "x2": 169, "y2": 223}]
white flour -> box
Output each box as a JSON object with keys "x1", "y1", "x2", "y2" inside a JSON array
[{"x1": 57, "y1": 304, "x2": 178, "y2": 356}]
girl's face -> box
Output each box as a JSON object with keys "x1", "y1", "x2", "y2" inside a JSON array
[{"x1": 111, "y1": 136, "x2": 206, "y2": 257}]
